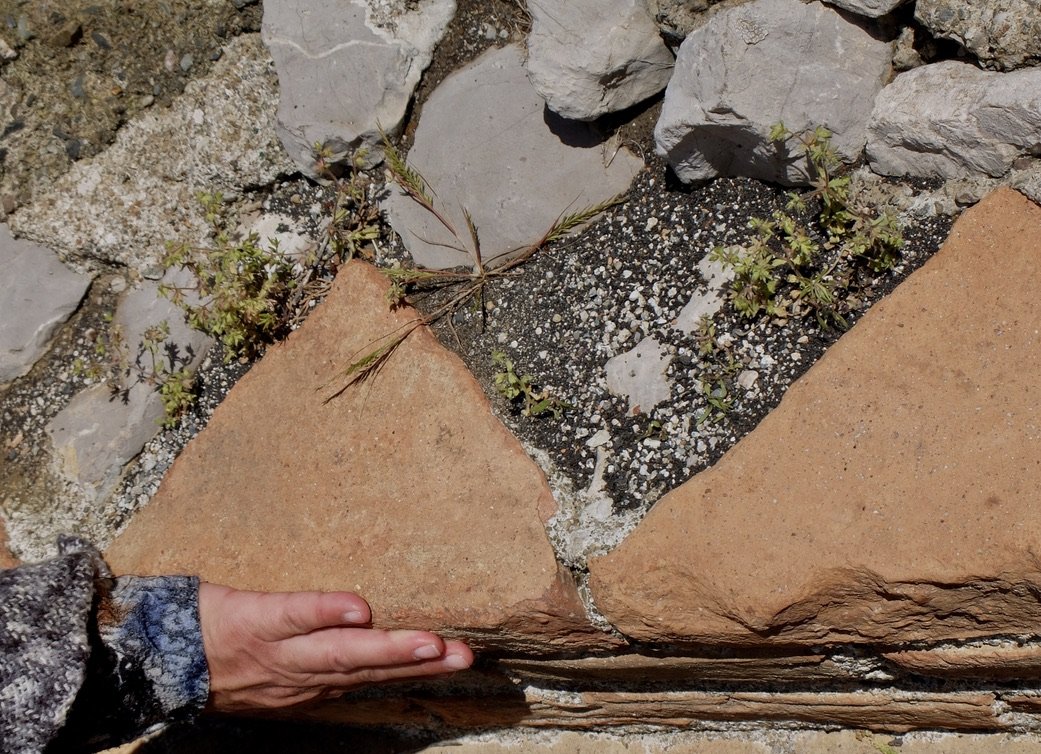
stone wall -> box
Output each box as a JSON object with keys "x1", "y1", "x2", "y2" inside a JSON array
[{"x1": 5, "y1": 0, "x2": 1041, "y2": 743}]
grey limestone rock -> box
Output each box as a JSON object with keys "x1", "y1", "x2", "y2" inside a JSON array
[
  {"x1": 915, "y1": 0, "x2": 1041, "y2": 71},
  {"x1": 0, "y1": 227, "x2": 91, "y2": 384},
  {"x1": 47, "y1": 276, "x2": 212, "y2": 500},
  {"x1": 867, "y1": 61, "x2": 1041, "y2": 180},
  {"x1": 655, "y1": 0, "x2": 893, "y2": 186},
  {"x1": 822, "y1": 0, "x2": 910, "y2": 18},
  {"x1": 525, "y1": 0, "x2": 675, "y2": 121},
  {"x1": 383, "y1": 45, "x2": 643, "y2": 270},
  {"x1": 605, "y1": 336, "x2": 672, "y2": 412},
  {"x1": 672, "y1": 255, "x2": 734, "y2": 334},
  {"x1": 262, "y1": 0, "x2": 455, "y2": 176}
]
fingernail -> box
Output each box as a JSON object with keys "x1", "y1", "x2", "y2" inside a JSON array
[
  {"x1": 413, "y1": 644, "x2": 442, "y2": 660},
  {"x1": 443, "y1": 654, "x2": 470, "y2": 670},
  {"x1": 343, "y1": 611, "x2": 365, "y2": 624}
]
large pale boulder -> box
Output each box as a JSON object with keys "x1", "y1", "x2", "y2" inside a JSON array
[
  {"x1": 106, "y1": 262, "x2": 612, "y2": 652},
  {"x1": 915, "y1": 0, "x2": 1041, "y2": 71},
  {"x1": 525, "y1": 0, "x2": 675, "y2": 121},
  {"x1": 590, "y1": 189, "x2": 1041, "y2": 647},
  {"x1": 0, "y1": 228, "x2": 90, "y2": 384},
  {"x1": 867, "y1": 61, "x2": 1041, "y2": 180},
  {"x1": 655, "y1": 0, "x2": 892, "y2": 185},
  {"x1": 383, "y1": 45, "x2": 642, "y2": 270},
  {"x1": 262, "y1": 0, "x2": 455, "y2": 175}
]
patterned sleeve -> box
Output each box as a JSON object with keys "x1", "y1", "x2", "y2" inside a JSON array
[{"x1": 0, "y1": 537, "x2": 209, "y2": 753}]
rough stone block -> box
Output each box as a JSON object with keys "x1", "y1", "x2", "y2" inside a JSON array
[
  {"x1": 655, "y1": 0, "x2": 892, "y2": 185},
  {"x1": 8, "y1": 35, "x2": 294, "y2": 273},
  {"x1": 0, "y1": 227, "x2": 90, "y2": 384},
  {"x1": 497, "y1": 652, "x2": 859, "y2": 686},
  {"x1": 312, "y1": 687, "x2": 1002, "y2": 732},
  {"x1": 383, "y1": 45, "x2": 643, "y2": 270},
  {"x1": 867, "y1": 61, "x2": 1041, "y2": 181},
  {"x1": 915, "y1": 0, "x2": 1041, "y2": 71},
  {"x1": 589, "y1": 188, "x2": 1041, "y2": 647},
  {"x1": 525, "y1": 0, "x2": 674, "y2": 121},
  {"x1": 106, "y1": 261, "x2": 611, "y2": 652},
  {"x1": 262, "y1": 0, "x2": 455, "y2": 175},
  {"x1": 883, "y1": 645, "x2": 1041, "y2": 680}
]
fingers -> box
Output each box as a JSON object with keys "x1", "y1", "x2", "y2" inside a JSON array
[
  {"x1": 246, "y1": 590, "x2": 373, "y2": 641},
  {"x1": 289, "y1": 637, "x2": 476, "y2": 687},
  {"x1": 283, "y1": 626, "x2": 456, "y2": 672},
  {"x1": 199, "y1": 583, "x2": 476, "y2": 711}
]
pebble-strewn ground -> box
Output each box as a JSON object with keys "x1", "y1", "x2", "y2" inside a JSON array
[{"x1": 408, "y1": 158, "x2": 953, "y2": 549}]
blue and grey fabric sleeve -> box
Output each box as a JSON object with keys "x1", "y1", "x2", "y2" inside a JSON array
[{"x1": 0, "y1": 537, "x2": 209, "y2": 753}]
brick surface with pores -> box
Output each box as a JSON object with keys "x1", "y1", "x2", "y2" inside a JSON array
[
  {"x1": 589, "y1": 188, "x2": 1041, "y2": 647},
  {"x1": 106, "y1": 261, "x2": 611, "y2": 652}
]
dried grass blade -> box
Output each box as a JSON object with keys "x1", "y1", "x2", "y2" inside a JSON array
[
  {"x1": 380, "y1": 128, "x2": 459, "y2": 238},
  {"x1": 541, "y1": 193, "x2": 627, "y2": 246},
  {"x1": 320, "y1": 321, "x2": 421, "y2": 402},
  {"x1": 463, "y1": 208, "x2": 483, "y2": 274}
]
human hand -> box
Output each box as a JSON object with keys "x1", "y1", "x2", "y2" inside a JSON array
[{"x1": 198, "y1": 583, "x2": 474, "y2": 712}]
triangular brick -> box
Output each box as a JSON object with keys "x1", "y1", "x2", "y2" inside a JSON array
[
  {"x1": 107, "y1": 261, "x2": 612, "y2": 651},
  {"x1": 590, "y1": 188, "x2": 1041, "y2": 646}
]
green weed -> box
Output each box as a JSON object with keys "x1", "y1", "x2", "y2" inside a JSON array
[
  {"x1": 74, "y1": 318, "x2": 197, "y2": 427},
  {"x1": 492, "y1": 349, "x2": 570, "y2": 420},
  {"x1": 160, "y1": 191, "x2": 296, "y2": 361},
  {"x1": 712, "y1": 124, "x2": 903, "y2": 328}
]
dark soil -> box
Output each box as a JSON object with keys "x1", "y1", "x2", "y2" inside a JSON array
[{"x1": 0, "y1": 0, "x2": 261, "y2": 212}]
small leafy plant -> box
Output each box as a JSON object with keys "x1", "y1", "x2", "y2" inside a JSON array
[
  {"x1": 711, "y1": 124, "x2": 903, "y2": 328},
  {"x1": 160, "y1": 191, "x2": 296, "y2": 361},
  {"x1": 492, "y1": 350, "x2": 570, "y2": 420},
  {"x1": 74, "y1": 318, "x2": 198, "y2": 427},
  {"x1": 637, "y1": 418, "x2": 666, "y2": 441},
  {"x1": 691, "y1": 315, "x2": 746, "y2": 423},
  {"x1": 314, "y1": 143, "x2": 382, "y2": 262}
]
